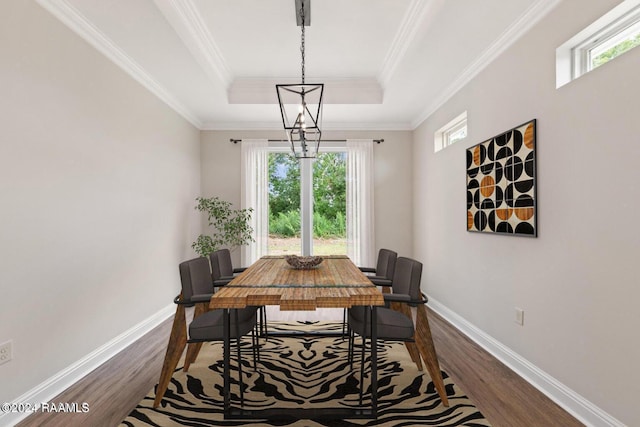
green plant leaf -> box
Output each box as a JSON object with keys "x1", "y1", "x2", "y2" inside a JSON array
[{"x1": 192, "y1": 196, "x2": 254, "y2": 256}]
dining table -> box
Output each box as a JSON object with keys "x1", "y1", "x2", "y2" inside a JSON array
[{"x1": 209, "y1": 254, "x2": 385, "y2": 420}]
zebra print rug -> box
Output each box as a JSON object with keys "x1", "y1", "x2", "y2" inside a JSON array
[{"x1": 121, "y1": 322, "x2": 490, "y2": 426}]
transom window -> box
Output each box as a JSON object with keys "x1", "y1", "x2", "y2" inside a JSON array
[
  {"x1": 435, "y1": 111, "x2": 467, "y2": 153},
  {"x1": 557, "y1": 1, "x2": 640, "y2": 87},
  {"x1": 445, "y1": 119, "x2": 468, "y2": 146},
  {"x1": 575, "y1": 5, "x2": 640, "y2": 75}
]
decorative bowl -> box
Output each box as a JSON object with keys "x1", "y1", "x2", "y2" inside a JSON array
[{"x1": 284, "y1": 255, "x2": 324, "y2": 270}]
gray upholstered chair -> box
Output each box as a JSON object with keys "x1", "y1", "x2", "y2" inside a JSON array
[
  {"x1": 209, "y1": 248, "x2": 247, "y2": 288},
  {"x1": 347, "y1": 257, "x2": 449, "y2": 407},
  {"x1": 342, "y1": 249, "x2": 398, "y2": 337},
  {"x1": 359, "y1": 248, "x2": 398, "y2": 290},
  {"x1": 209, "y1": 248, "x2": 229, "y2": 288},
  {"x1": 210, "y1": 249, "x2": 267, "y2": 338},
  {"x1": 153, "y1": 256, "x2": 259, "y2": 408}
]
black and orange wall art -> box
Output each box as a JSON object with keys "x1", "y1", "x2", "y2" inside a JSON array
[{"x1": 466, "y1": 119, "x2": 536, "y2": 236}]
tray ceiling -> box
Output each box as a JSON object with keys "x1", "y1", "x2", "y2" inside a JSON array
[{"x1": 35, "y1": 0, "x2": 560, "y2": 130}]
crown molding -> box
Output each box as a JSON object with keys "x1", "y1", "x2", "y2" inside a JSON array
[
  {"x1": 35, "y1": 0, "x2": 203, "y2": 129},
  {"x1": 377, "y1": 0, "x2": 442, "y2": 89},
  {"x1": 153, "y1": 0, "x2": 233, "y2": 87},
  {"x1": 322, "y1": 121, "x2": 413, "y2": 131},
  {"x1": 201, "y1": 121, "x2": 282, "y2": 131},
  {"x1": 411, "y1": 0, "x2": 563, "y2": 129},
  {"x1": 228, "y1": 77, "x2": 383, "y2": 104},
  {"x1": 202, "y1": 120, "x2": 413, "y2": 131}
]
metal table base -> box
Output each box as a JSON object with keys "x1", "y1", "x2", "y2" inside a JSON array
[{"x1": 222, "y1": 306, "x2": 378, "y2": 420}]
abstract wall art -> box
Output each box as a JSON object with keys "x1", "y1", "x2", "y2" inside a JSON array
[{"x1": 466, "y1": 119, "x2": 537, "y2": 236}]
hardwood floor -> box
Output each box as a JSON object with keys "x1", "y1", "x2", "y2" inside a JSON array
[
  {"x1": 426, "y1": 308, "x2": 584, "y2": 427},
  {"x1": 17, "y1": 307, "x2": 583, "y2": 427},
  {"x1": 15, "y1": 313, "x2": 174, "y2": 427}
]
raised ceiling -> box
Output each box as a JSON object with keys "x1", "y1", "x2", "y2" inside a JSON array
[{"x1": 36, "y1": 0, "x2": 560, "y2": 130}]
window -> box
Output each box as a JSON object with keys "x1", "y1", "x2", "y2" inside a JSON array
[
  {"x1": 587, "y1": 19, "x2": 640, "y2": 70},
  {"x1": 243, "y1": 139, "x2": 374, "y2": 266},
  {"x1": 435, "y1": 111, "x2": 467, "y2": 152},
  {"x1": 267, "y1": 151, "x2": 348, "y2": 257},
  {"x1": 556, "y1": 1, "x2": 640, "y2": 88}
]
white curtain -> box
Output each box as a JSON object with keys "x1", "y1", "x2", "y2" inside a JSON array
[
  {"x1": 346, "y1": 139, "x2": 375, "y2": 267},
  {"x1": 241, "y1": 139, "x2": 269, "y2": 266}
]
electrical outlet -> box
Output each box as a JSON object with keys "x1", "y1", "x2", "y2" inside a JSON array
[
  {"x1": 0, "y1": 340, "x2": 12, "y2": 365},
  {"x1": 514, "y1": 307, "x2": 524, "y2": 326}
]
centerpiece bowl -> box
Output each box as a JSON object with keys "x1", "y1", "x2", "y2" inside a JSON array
[{"x1": 284, "y1": 255, "x2": 324, "y2": 270}]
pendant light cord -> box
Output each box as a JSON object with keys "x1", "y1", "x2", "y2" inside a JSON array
[{"x1": 300, "y1": 2, "x2": 305, "y2": 85}]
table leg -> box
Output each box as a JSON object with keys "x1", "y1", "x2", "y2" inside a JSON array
[
  {"x1": 371, "y1": 305, "x2": 377, "y2": 418},
  {"x1": 223, "y1": 308, "x2": 231, "y2": 416}
]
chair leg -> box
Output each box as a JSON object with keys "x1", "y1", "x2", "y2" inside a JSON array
[
  {"x1": 153, "y1": 304, "x2": 188, "y2": 408},
  {"x1": 251, "y1": 328, "x2": 256, "y2": 370},
  {"x1": 234, "y1": 310, "x2": 245, "y2": 408},
  {"x1": 415, "y1": 304, "x2": 449, "y2": 407},
  {"x1": 260, "y1": 306, "x2": 268, "y2": 341},
  {"x1": 348, "y1": 328, "x2": 355, "y2": 370},
  {"x1": 404, "y1": 341, "x2": 423, "y2": 370},
  {"x1": 256, "y1": 326, "x2": 261, "y2": 364},
  {"x1": 342, "y1": 309, "x2": 347, "y2": 340},
  {"x1": 183, "y1": 302, "x2": 209, "y2": 371},
  {"x1": 237, "y1": 336, "x2": 244, "y2": 407},
  {"x1": 390, "y1": 301, "x2": 424, "y2": 371},
  {"x1": 183, "y1": 342, "x2": 203, "y2": 373},
  {"x1": 358, "y1": 308, "x2": 370, "y2": 407},
  {"x1": 251, "y1": 325, "x2": 260, "y2": 370},
  {"x1": 359, "y1": 334, "x2": 366, "y2": 407}
]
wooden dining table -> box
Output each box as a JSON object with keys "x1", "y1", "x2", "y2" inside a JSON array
[{"x1": 209, "y1": 255, "x2": 384, "y2": 420}]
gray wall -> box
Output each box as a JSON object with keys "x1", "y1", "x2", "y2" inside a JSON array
[
  {"x1": 200, "y1": 130, "x2": 414, "y2": 265},
  {"x1": 4, "y1": 0, "x2": 636, "y2": 424},
  {"x1": 412, "y1": 0, "x2": 640, "y2": 424},
  {"x1": 0, "y1": 0, "x2": 201, "y2": 404}
]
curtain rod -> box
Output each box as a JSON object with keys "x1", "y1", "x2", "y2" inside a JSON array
[{"x1": 230, "y1": 138, "x2": 383, "y2": 144}]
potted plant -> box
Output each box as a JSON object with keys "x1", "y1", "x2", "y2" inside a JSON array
[{"x1": 192, "y1": 196, "x2": 254, "y2": 257}]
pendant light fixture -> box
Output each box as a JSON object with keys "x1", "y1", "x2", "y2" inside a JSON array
[{"x1": 276, "y1": 0, "x2": 324, "y2": 159}]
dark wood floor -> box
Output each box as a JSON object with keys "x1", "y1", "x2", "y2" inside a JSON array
[
  {"x1": 17, "y1": 307, "x2": 583, "y2": 427},
  {"x1": 427, "y1": 309, "x2": 583, "y2": 427}
]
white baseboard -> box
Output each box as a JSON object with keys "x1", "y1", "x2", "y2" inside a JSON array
[
  {"x1": 0, "y1": 304, "x2": 175, "y2": 427},
  {"x1": 426, "y1": 297, "x2": 625, "y2": 427},
  {"x1": 1, "y1": 299, "x2": 624, "y2": 426}
]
